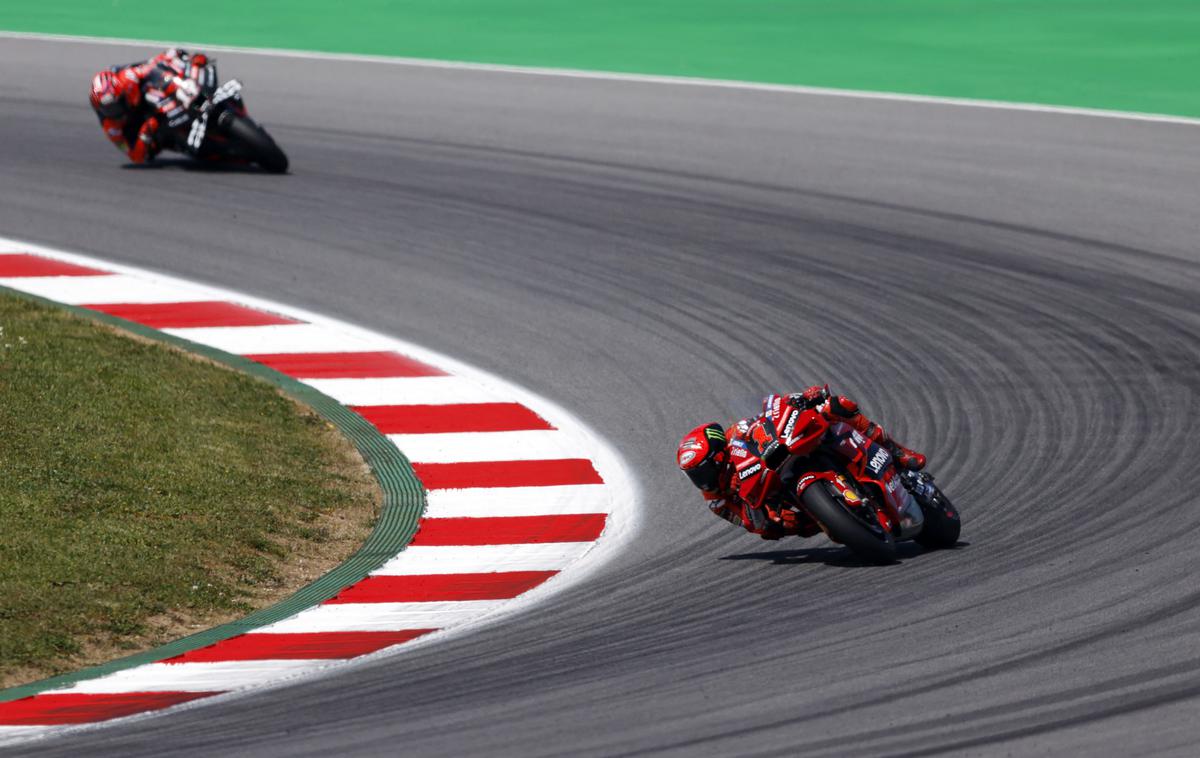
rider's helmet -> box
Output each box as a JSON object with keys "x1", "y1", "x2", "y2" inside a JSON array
[
  {"x1": 677, "y1": 423, "x2": 728, "y2": 493},
  {"x1": 89, "y1": 70, "x2": 131, "y2": 119}
]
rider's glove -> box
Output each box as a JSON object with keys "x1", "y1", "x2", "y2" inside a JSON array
[
  {"x1": 789, "y1": 385, "x2": 830, "y2": 410},
  {"x1": 171, "y1": 77, "x2": 200, "y2": 109},
  {"x1": 778, "y1": 509, "x2": 800, "y2": 531}
]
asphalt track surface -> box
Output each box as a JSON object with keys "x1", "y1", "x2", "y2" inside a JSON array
[{"x1": 4, "y1": 37, "x2": 1200, "y2": 757}]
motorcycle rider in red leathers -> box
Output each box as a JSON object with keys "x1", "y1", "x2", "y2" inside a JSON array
[
  {"x1": 88, "y1": 49, "x2": 212, "y2": 164},
  {"x1": 677, "y1": 385, "x2": 926, "y2": 540}
]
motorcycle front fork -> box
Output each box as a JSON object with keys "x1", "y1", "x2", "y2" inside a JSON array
[{"x1": 900, "y1": 470, "x2": 939, "y2": 505}]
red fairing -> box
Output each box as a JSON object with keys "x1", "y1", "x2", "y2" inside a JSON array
[
  {"x1": 760, "y1": 393, "x2": 785, "y2": 423},
  {"x1": 821, "y1": 421, "x2": 910, "y2": 528},
  {"x1": 732, "y1": 452, "x2": 775, "y2": 507},
  {"x1": 793, "y1": 470, "x2": 839, "y2": 498},
  {"x1": 772, "y1": 407, "x2": 828, "y2": 456},
  {"x1": 727, "y1": 420, "x2": 777, "y2": 508}
]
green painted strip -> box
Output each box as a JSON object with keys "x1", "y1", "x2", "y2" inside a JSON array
[
  {"x1": 0, "y1": 286, "x2": 426, "y2": 703},
  {"x1": 4, "y1": 2, "x2": 1200, "y2": 118}
]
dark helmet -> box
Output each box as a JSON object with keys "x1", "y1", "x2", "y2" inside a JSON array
[{"x1": 677, "y1": 422, "x2": 728, "y2": 492}]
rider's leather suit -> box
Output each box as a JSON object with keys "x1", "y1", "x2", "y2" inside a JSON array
[{"x1": 91, "y1": 49, "x2": 211, "y2": 163}]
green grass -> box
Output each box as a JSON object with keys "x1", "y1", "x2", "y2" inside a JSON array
[
  {"x1": 0, "y1": 294, "x2": 375, "y2": 683},
  {"x1": 4, "y1": 1, "x2": 1200, "y2": 116}
]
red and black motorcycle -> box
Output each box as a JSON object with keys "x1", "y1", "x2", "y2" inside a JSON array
[
  {"x1": 145, "y1": 58, "x2": 288, "y2": 173},
  {"x1": 731, "y1": 400, "x2": 961, "y2": 564}
]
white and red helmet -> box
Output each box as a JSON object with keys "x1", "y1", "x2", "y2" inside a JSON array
[
  {"x1": 676, "y1": 423, "x2": 727, "y2": 492},
  {"x1": 89, "y1": 69, "x2": 136, "y2": 119}
]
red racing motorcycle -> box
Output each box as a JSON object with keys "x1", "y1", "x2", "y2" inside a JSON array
[{"x1": 732, "y1": 404, "x2": 961, "y2": 564}]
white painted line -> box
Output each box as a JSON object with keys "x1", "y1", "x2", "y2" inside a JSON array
[
  {"x1": 3, "y1": 30, "x2": 1199, "y2": 127},
  {"x1": 0, "y1": 274, "x2": 212, "y2": 305},
  {"x1": 61, "y1": 660, "x2": 324, "y2": 694},
  {"x1": 423, "y1": 483, "x2": 611, "y2": 518},
  {"x1": 386, "y1": 429, "x2": 578, "y2": 464},
  {"x1": 304, "y1": 376, "x2": 502, "y2": 406},
  {"x1": 258, "y1": 600, "x2": 504, "y2": 633},
  {"x1": 0, "y1": 727, "x2": 50, "y2": 745},
  {"x1": 162, "y1": 323, "x2": 393, "y2": 355},
  {"x1": 373, "y1": 542, "x2": 592, "y2": 576}
]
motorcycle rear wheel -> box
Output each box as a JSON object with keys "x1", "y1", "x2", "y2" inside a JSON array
[
  {"x1": 224, "y1": 114, "x2": 289, "y2": 173},
  {"x1": 801, "y1": 483, "x2": 897, "y2": 564}
]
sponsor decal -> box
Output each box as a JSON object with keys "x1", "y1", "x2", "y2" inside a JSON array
[
  {"x1": 705, "y1": 426, "x2": 726, "y2": 442},
  {"x1": 782, "y1": 409, "x2": 799, "y2": 441},
  {"x1": 679, "y1": 450, "x2": 697, "y2": 466},
  {"x1": 842, "y1": 489, "x2": 861, "y2": 504},
  {"x1": 211, "y1": 79, "x2": 243, "y2": 106},
  {"x1": 868, "y1": 448, "x2": 889, "y2": 474},
  {"x1": 730, "y1": 446, "x2": 748, "y2": 459},
  {"x1": 796, "y1": 474, "x2": 817, "y2": 490},
  {"x1": 851, "y1": 431, "x2": 866, "y2": 444},
  {"x1": 737, "y1": 462, "x2": 762, "y2": 480},
  {"x1": 679, "y1": 439, "x2": 703, "y2": 452}
]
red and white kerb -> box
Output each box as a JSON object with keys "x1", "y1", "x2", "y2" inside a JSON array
[{"x1": 0, "y1": 241, "x2": 634, "y2": 742}]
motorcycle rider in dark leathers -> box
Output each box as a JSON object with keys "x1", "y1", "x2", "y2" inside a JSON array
[
  {"x1": 677, "y1": 385, "x2": 926, "y2": 540},
  {"x1": 88, "y1": 49, "x2": 213, "y2": 164}
]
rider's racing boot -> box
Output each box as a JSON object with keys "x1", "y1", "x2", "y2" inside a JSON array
[
  {"x1": 887, "y1": 441, "x2": 927, "y2": 471},
  {"x1": 828, "y1": 395, "x2": 927, "y2": 470}
]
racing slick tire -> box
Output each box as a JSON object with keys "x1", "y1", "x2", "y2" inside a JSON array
[
  {"x1": 914, "y1": 489, "x2": 962, "y2": 550},
  {"x1": 801, "y1": 483, "x2": 897, "y2": 565},
  {"x1": 225, "y1": 114, "x2": 289, "y2": 173}
]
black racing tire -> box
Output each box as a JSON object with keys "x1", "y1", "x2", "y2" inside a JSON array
[
  {"x1": 801, "y1": 483, "x2": 897, "y2": 565},
  {"x1": 225, "y1": 114, "x2": 289, "y2": 173},
  {"x1": 914, "y1": 490, "x2": 962, "y2": 549}
]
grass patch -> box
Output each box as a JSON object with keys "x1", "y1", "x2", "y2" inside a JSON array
[
  {"x1": 5, "y1": 1, "x2": 1200, "y2": 116},
  {"x1": 0, "y1": 294, "x2": 378, "y2": 687}
]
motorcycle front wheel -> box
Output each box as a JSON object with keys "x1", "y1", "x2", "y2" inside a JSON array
[
  {"x1": 224, "y1": 114, "x2": 289, "y2": 173},
  {"x1": 801, "y1": 483, "x2": 897, "y2": 565},
  {"x1": 914, "y1": 487, "x2": 962, "y2": 549}
]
